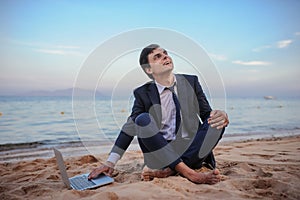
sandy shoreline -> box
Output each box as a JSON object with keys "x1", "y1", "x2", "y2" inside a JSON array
[
  {"x1": 1, "y1": 131, "x2": 299, "y2": 163},
  {"x1": 1, "y1": 135, "x2": 299, "y2": 199}
]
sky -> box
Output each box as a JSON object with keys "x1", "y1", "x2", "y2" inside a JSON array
[{"x1": 0, "y1": 0, "x2": 300, "y2": 98}]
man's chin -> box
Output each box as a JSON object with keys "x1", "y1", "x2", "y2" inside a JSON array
[{"x1": 163, "y1": 64, "x2": 173, "y2": 69}]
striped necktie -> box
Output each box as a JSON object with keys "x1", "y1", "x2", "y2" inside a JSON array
[{"x1": 165, "y1": 85, "x2": 181, "y2": 135}]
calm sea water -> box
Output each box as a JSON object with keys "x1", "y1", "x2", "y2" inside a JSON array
[{"x1": 0, "y1": 96, "x2": 299, "y2": 148}]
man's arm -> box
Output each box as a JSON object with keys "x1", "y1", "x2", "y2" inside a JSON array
[
  {"x1": 192, "y1": 75, "x2": 212, "y2": 121},
  {"x1": 88, "y1": 120, "x2": 137, "y2": 179},
  {"x1": 192, "y1": 75, "x2": 229, "y2": 129},
  {"x1": 107, "y1": 88, "x2": 147, "y2": 163},
  {"x1": 107, "y1": 120, "x2": 137, "y2": 164},
  {"x1": 208, "y1": 110, "x2": 229, "y2": 129},
  {"x1": 88, "y1": 89, "x2": 147, "y2": 179}
]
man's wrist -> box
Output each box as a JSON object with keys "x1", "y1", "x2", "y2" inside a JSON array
[
  {"x1": 107, "y1": 152, "x2": 121, "y2": 165},
  {"x1": 104, "y1": 161, "x2": 115, "y2": 168}
]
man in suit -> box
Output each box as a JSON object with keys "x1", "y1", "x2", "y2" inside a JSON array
[{"x1": 89, "y1": 44, "x2": 229, "y2": 184}]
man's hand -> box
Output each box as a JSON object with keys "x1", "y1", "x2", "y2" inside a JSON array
[
  {"x1": 88, "y1": 161, "x2": 115, "y2": 180},
  {"x1": 208, "y1": 110, "x2": 229, "y2": 129}
]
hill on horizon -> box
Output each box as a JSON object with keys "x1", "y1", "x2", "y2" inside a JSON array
[{"x1": 15, "y1": 88, "x2": 106, "y2": 97}]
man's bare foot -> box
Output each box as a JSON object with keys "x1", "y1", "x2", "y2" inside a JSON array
[
  {"x1": 141, "y1": 166, "x2": 176, "y2": 181},
  {"x1": 186, "y1": 169, "x2": 221, "y2": 184}
]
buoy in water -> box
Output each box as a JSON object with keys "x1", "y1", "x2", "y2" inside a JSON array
[{"x1": 60, "y1": 111, "x2": 65, "y2": 115}]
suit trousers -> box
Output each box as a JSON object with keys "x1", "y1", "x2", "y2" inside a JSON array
[{"x1": 135, "y1": 113, "x2": 224, "y2": 170}]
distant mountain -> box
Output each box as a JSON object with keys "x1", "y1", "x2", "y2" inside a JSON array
[{"x1": 20, "y1": 88, "x2": 106, "y2": 97}]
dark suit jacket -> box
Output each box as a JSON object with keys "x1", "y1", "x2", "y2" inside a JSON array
[{"x1": 111, "y1": 74, "x2": 212, "y2": 157}]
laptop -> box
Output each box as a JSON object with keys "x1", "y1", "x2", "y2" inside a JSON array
[{"x1": 53, "y1": 148, "x2": 114, "y2": 191}]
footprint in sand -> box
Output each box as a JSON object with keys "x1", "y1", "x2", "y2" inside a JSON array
[
  {"x1": 240, "y1": 153, "x2": 275, "y2": 159},
  {"x1": 256, "y1": 168, "x2": 273, "y2": 177},
  {"x1": 253, "y1": 179, "x2": 272, "y2": 189},
  {"x1": 47, "y1": 174, "x2": 60, "y2": 180}
]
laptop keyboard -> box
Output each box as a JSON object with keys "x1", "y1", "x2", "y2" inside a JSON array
[{"x1": 70, "y1": 175, "x2": 96, "y2": 190}]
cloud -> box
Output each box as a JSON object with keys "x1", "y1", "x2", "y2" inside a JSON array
[
  {"x1": 55, "y1": 45, "x2": 80, "y2": 49},
  {"x1": 35, "y1": 49, "x2": 67, "y2": 55},
  {"x1": 35, "y1": 45, "x2": 83, "y2": 56},
  {"x1": 252, "y1": 45, "x2": 272, "y2": 52},
  {"x1": 276, "y1": 40, "x2": 293, "y2": 48},
  {"x1": 247, "y1": 69, "x2": 259, "y2": 73},
  {"x1": 9, "y1": 39, "x2": 79, "y2": 49},
  {"x1": 253, "y1": 38, "x2": 294, "y2": 52},
  {"x1": 232, "y1": 60, "x2": 271, "y2": 66},
  {"x1": 208, "y1": 53, "x2": 227, "y2": 61},
  {"x1": 295, "y1": 32, "x2": 300, "y2": 36},
  {"x1": 8, "y1": 39, "x2": 83, "y2": 56},
  {"x1": 35, "y1": 48, "x2": 84, "y2": 56}
]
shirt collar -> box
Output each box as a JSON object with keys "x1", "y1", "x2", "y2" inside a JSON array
[{"x1": 155, "y1": 75, "x2": 177, "y2": 94}]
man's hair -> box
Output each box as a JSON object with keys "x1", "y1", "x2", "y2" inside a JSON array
[{"x1": 139, "y1": 44, "x2": 160, "y2": 79}]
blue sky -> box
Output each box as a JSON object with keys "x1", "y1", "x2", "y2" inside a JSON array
[{"x1": 0, "y1": 0, "x2": 299, "y2": 97}]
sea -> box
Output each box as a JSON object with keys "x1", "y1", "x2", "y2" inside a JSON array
[{"x1": 0, "y1": 96, "x2": 300, "y2": 152}]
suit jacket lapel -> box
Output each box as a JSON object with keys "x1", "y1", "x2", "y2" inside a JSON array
[
  {"x1": 147, "y1": 82, "x2": 160, "y2": 105},
  {"x1": 175, "y1": 74, "x2": 188, "y2": 109},
  {"x1": 147, "y1": 82, "x2": 162, "y2": 126}
]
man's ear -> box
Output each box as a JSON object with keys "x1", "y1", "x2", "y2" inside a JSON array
[{"x1": 145, "y1": 67, "x2": 152, "y2": 75}]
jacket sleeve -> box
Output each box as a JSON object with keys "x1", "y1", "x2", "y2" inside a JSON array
[
  {"x1": 110, "y1": 88, "x2": 146, "y2": 158},
  {"x1": 193, "y1": 76, "x2": 212, "y2": 121}
]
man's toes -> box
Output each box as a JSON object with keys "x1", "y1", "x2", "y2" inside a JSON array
[
  {"x1": 142, "y1": 171, "x2": 151, "y2": 176},
  {"x1": 209, "y1": 175, "x2": 221, "y2": 184},
  {"x1": 141, "y1": 175, "x2": 151, "y2": 181},
  {"x1": 213, "y1": 169, "x2": 220, "y2": 175}
]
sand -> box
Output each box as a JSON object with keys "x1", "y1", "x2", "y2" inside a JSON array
[{"x1": 0, "y1": 136, "x2": 299, "y2": 200}]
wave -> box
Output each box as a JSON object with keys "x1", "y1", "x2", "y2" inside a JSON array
[
  {"x1": 0, "y1": 140, "x2": 79, "y2": 151},
  {"x1": 270, "y1": 126, "x2": 300, "y2": 131},
  {"x1": 0, "y1": 138, "x2": 120, "y2": 152}
]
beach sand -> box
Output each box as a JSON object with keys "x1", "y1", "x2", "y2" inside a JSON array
[{"x1": 1, "y1": 136, "x2": 299, "y2": 200}]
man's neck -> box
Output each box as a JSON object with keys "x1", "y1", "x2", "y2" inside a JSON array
[{"x1": 154, "y1": 73, "x2": 175, "y2": 87}]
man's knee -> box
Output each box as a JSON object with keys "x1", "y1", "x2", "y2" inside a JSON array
[
  {"x1": 135, "y1": 113, "x2": 151, "y2": 127},
  {"x1": 135, "y1": 113, "x2": 159, "y2": 139}
]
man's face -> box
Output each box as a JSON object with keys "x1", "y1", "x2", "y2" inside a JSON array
[{"x1": 146, "y1": 48, "x2": 174, "y2": 78}]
